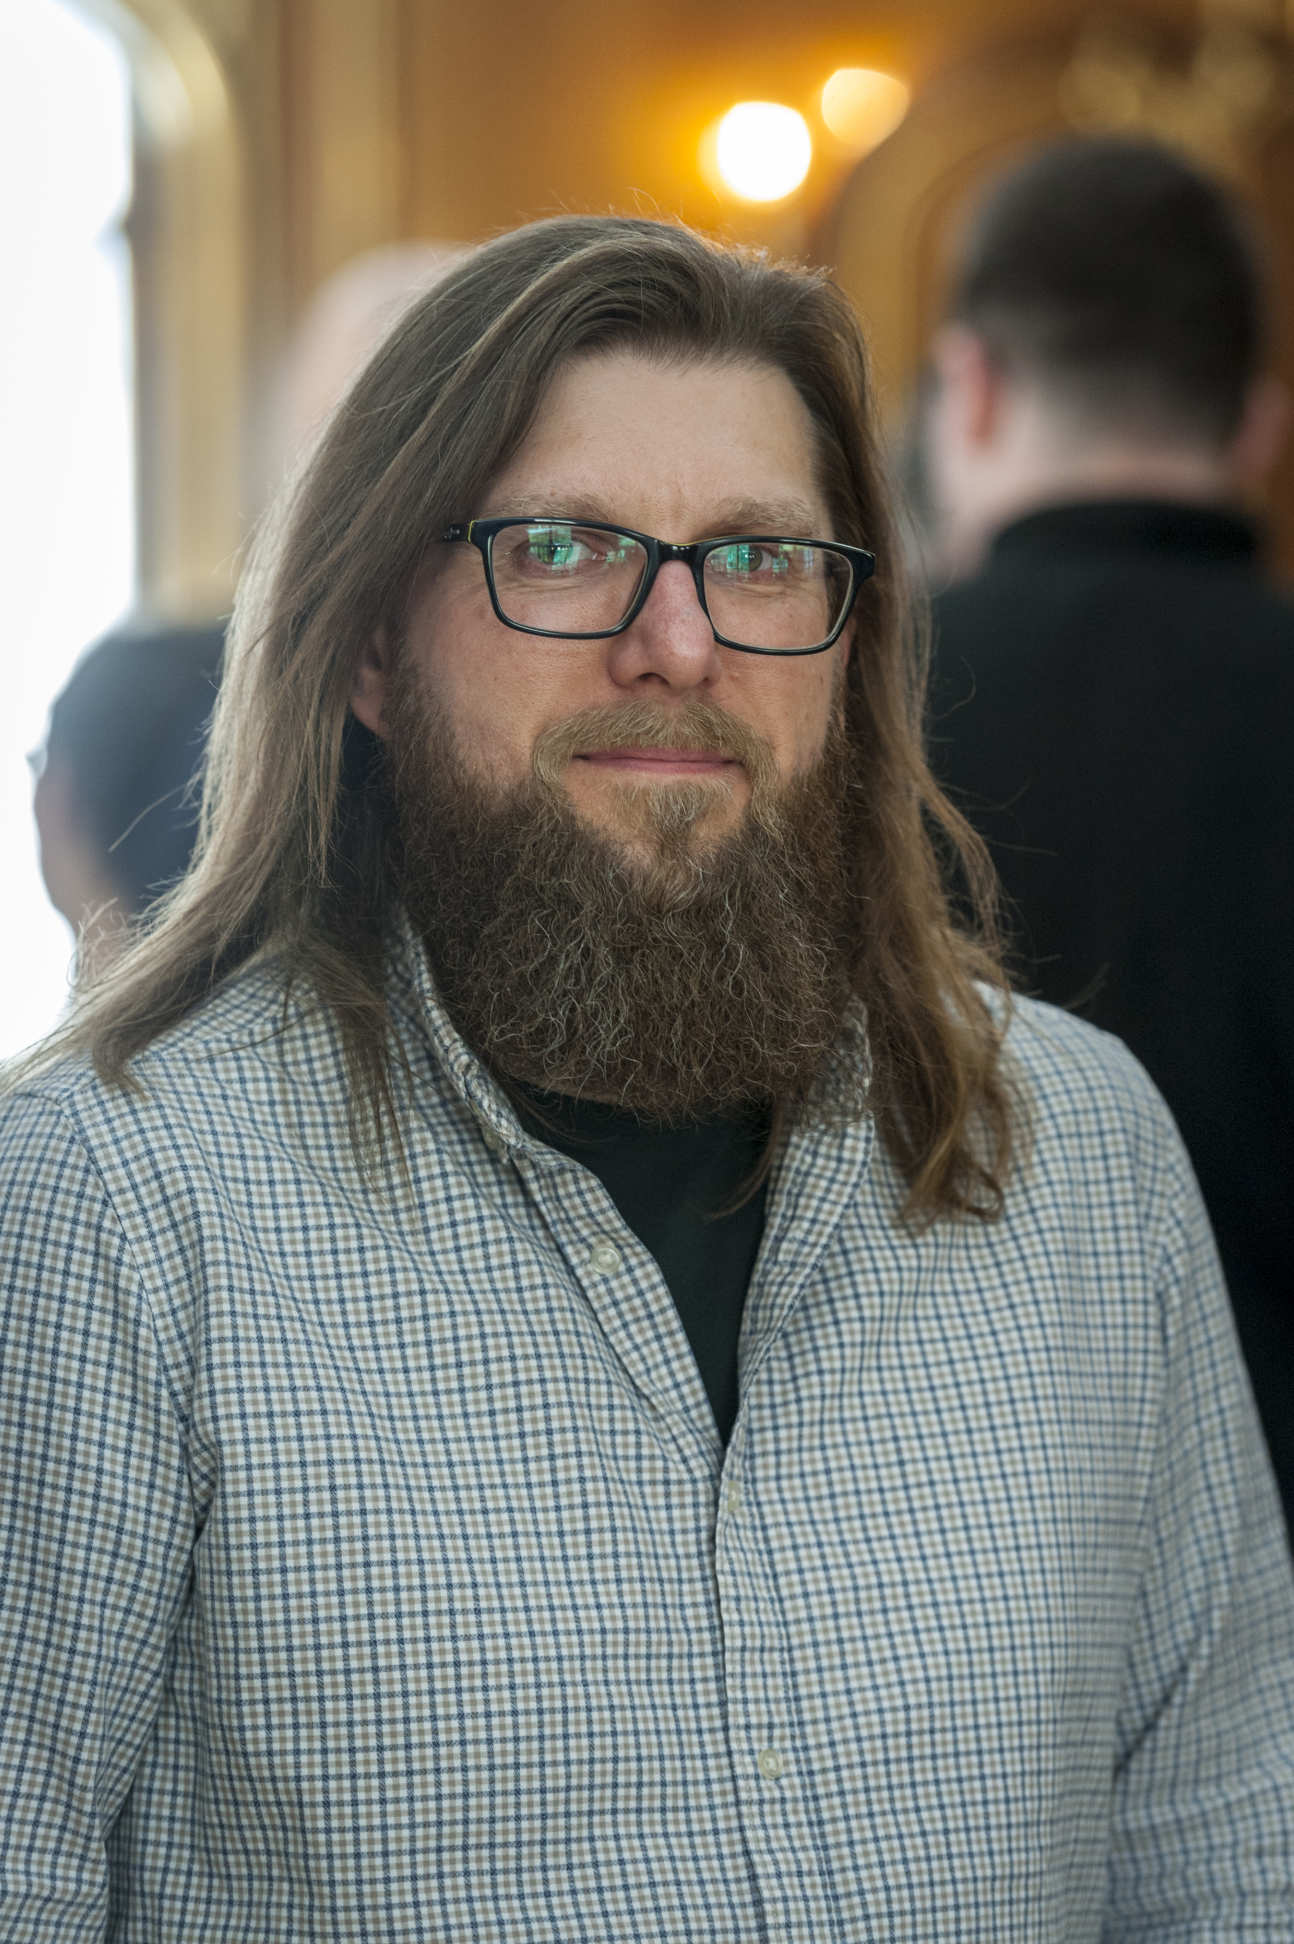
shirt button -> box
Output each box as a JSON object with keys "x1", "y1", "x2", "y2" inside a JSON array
[
  {"x1": 756, "y1": 1747, "x2": 786, "y2": 1781},
  {"x1": 481, "y1": 1128, "x2": 505, "y2": 1156},
  {"x1": 587, "y1": 1240, "x2": 622, "y2": 1276}
]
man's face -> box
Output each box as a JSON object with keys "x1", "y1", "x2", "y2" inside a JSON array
[{"x1": 352, "y1": 348, "x2": 851, "y2": 869}]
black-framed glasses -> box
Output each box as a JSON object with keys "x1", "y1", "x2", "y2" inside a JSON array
[{"x1": 440, "y1": 516, "x2": 875, "y2": 656}]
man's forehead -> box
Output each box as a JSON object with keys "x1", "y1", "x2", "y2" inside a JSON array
[
  {"x1": 474, "y1": 349, "x2": 833, "y2": 536},
  {"x1": 477, "y1": 485, "x2": 827, "y2": 537}
]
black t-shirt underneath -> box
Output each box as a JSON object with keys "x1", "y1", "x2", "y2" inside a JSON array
[{"x1": 513, "y1": 1087, "x2": 769, "y2": 1444}]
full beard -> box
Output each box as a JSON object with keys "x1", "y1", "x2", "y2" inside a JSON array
[{"x1": 386, "y1": 670, "x2": 870, "y2": 1127}]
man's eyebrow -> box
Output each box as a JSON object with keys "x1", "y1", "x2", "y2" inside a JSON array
[
  {"x1": 701, "y1": 497, "x2": 826, "y2": 537},
  {"x1": 480, "y1": 492, "x2": 829, "y2": 537},
  {"x1": 483, "y1": 492, "x2": 623, "y2": 525}
]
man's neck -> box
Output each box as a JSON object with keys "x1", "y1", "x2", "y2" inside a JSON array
[
  {"x1": 508, "y1": 1074, "x2": 771, "y2": 1134},
  {"x1": 998, "y1": 445, "x2": 1233, "y2": 515},
  {"x1": 947, "y1": 439, "x2": 1239, "y2": 580}
]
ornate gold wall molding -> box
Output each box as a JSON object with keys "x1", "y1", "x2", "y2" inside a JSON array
[
  {"x1": 820, "y1": 43, "x2": 1075, "y2": 412},
  {"x1": 282, "y1": 0, "x2": 404, "y2": 299},
  {"x1": 825, "y1": 9, "x2": 1294, "y2": 393},
  {"x1": 68, "y1": 0, "x2": 420, "y2": 613},
  {"x1": 1059, "y1": 7, "x2": 1294, "y2": 173},
  {"x1": 80, "y1": 0, "x2": 251, "y2": 618}
]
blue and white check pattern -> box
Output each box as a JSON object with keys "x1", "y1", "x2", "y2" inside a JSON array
[{"x1": 2, "y1": 917, "x2": 1292, "y2": 1941}]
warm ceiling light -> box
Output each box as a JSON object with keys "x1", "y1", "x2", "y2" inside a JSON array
[
  {"x1": 713, "y1": 102, "x2": 813, "y2": 202},
  {"x1": 820, "y1": 67, "x2": 910, "y2": 154}
]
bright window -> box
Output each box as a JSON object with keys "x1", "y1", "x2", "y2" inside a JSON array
[{"x1": 1, "y1": 0, "x2": 134, "y2": 1057}]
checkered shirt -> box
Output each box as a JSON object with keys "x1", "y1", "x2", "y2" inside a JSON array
[{"x1": 2, "y1": 918, "x2": 1292, "y2": 1941}]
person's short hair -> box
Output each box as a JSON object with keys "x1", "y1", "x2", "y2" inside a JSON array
[
  {"x1": 41, "y1": 623, "x2": 224, "y2": 914},
  {"x1": 945, "y1": 134, "x2": 1269, "y2": 447}
]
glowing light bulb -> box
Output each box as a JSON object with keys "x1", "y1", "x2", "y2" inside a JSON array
[
  {"x1": 820, "y1": 68, "x2": 910, "y2": 154},
  {"x1": 713, "y1": 102, "x2": 813, "y2": 202}
]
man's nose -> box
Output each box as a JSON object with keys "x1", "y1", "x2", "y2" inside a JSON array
[{"x1": 604, "y1": 559, "x2": 723, "y2": 690}]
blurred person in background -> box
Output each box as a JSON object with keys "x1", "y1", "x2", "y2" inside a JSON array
[
  {"x1": 2, "y1": 213, "x2": 1291, "y2": 1937},
  {"x1": 924, "y1": 133, "x2": 1294, "y2": 1542},
  {"x1": 30, "y1": 241, "x2": 468, "y2": 975},
  {"x1": 32, "y1": 621, "x2": 223, "y2": 975},
  {"x1": 888, "y1": 361, "x2": 945, "y2": 585}
]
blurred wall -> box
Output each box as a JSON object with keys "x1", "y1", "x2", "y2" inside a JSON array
[{"x1": 114, "y1": 0, "x2": 1294, "y2": 606}]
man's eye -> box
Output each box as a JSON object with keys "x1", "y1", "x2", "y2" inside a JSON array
[
  {"x1": 505, "y1": 526, "x2": 612, "y2": 575},
  {"x1": 712, "y1": 543, "x2": 766, "y2": 576},
  {"x1": 710, "y1": 542, "x2": 797, "y2": 580},
  {"x1": 524, "y1": 536, "x2": 586, "y2": 570}
]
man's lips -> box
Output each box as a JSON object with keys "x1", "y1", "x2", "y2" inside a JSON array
[{"x1": 575, "y1": 748, "x2": 739, "y2": 774}]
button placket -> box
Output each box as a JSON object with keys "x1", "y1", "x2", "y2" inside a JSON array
[{"x1": 710, "y1": 1437, "x2": 840, "y2": 1937}]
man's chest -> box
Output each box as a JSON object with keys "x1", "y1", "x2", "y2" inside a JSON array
[{"x1": 182, "y1": 1164, "x2": 1150, "y2": 1883}]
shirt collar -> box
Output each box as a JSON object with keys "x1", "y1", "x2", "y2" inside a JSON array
[
  {"x1": 384, "y1": 905, "x2": 537, "y2": 1157},
  {"x1": 987, "y1": 497, "x2": 1261, "y2": 569}
]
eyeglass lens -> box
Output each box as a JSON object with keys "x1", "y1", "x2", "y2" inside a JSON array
[{"x1": 487, "y1": 521, "x2": 851, "y2": 649}]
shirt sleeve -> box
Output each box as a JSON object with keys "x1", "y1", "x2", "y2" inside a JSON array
[
  {"x1": 1104, "y1": 1093, "x2": 1294, "y2": 1939},
  {"x1": 0, "y1": 1089, "x2": 194, "y2": 1942}
]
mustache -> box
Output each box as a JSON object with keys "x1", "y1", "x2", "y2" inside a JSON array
[{"x1": 531, "y1": 698, "x2": 779, "y2": 793}]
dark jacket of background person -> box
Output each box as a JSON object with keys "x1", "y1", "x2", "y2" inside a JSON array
[
  {"x1": 930, "y1": 497, "x2": 1294, "y2": 1536},
  {"x1": 34, "y1": 622, "x2": 224, "y2": 927}
]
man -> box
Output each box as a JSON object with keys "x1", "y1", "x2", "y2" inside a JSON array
[
  {"x1": 924, "y1": 134, "x2": 1294, "y2": 1540},
  {"x1": 1, "y1": 216, "x2": 1291, "y2": 1940}
]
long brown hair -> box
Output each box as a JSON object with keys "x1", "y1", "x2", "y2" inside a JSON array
[{"x1": 13, "y1": 215, "x2": 1018, "y2": 1223}]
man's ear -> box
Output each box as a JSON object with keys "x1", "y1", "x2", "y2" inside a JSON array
[
  {"x1": 351, "y1": 626, "x2": 393, "y2": 739},
  {"x1": 1227, "y1": 373, "x2": 1291, "y2": 493},
  {"x1": 929, "y1": 323, "x2": 1003, "y2": 449}
]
